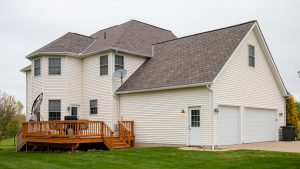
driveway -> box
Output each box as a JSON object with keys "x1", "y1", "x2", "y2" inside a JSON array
[{"x1": 218, "y1": 141, "x2": 300, "y2": 153}]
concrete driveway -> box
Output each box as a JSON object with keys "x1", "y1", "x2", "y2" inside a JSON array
[{"x1": 218, "y1": 141, "x2": 300, "y2": 153}]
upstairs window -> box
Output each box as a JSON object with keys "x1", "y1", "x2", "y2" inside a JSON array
[
  {"x1": 34, "y1": 59, "x2": 41, "y2": 76},
  {"x1": 49, "y1": 100, "x2": 61, "y2": 120},
  {"x1": 100, "y1": 55, "x2": 108, "y2": 76},
  {"x1": 49, "y1": 58, "x2": 61, "y2": 75},
  {"x1": 90, "y1": 100, "x2": 98, "y2": 114},
  {"x1": 115, "y1": 55, "x2": 124, "y2": 71},
  {"x1": 248, "y1": 45, "x2": 255, "y2": 67}
]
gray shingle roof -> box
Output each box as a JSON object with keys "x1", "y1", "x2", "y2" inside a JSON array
[
  {"x1": 117, "y1": 21, "x2": 256, "y2": 93},
  {"x1": 28, "y1": 20, "x2": 176, "y2": 57},
  {"x1": 84, "y1": 20, "x2": 177, "y2": 55},
  {"x1": 29, "y1": 32, "x2": 96, "y2": 56}
]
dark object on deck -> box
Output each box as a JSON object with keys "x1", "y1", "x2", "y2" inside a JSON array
[
  {"x1": 281, "y1": 126, "x2": 295, "y2": 141},
  {"x1": 64, "y1": 115, "x2": 78, "y2": 120}
]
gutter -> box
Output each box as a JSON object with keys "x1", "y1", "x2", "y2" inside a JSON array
[
  {"x1": 115, "y1": 82, "x2": 213, "y2": 95},
  {"x1": 26, "y1": 47, "x2": 152, "y2": 60}
]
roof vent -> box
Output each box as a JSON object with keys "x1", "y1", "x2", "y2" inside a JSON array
[{"x1": 104, "y1": 32, "x2": 106, "y2": 39}]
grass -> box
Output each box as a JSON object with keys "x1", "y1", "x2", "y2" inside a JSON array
[{"x1": 0, "y1": 139, "x2": 300, "y2": 169}]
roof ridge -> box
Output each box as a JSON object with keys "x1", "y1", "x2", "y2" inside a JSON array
[
  {"x1": 154, "y1": 20, "x2": 257, "y2": 45},
  {"x1": 130, "y1": 19, "x2": 173, "y2": 32},
  {"x1": 69, "y1": 32, "x2": 94, "y2": 39},
  {"x1": 90, "y1": 25, "x2": 119, "y2": 36}
]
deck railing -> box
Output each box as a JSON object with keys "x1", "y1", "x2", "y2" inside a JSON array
[
  {"x1": 118, "y1": 121, "x2": 134, "y2": 146},
  {"x1": 102, "y1": 122, "x2": 114, "y2": 150},
  {"x1": 22, "y1": 120, "x2": 103, "y2": 138}
]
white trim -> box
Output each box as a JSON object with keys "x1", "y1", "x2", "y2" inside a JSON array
[
  {"x1": 26, "y1": 47, "x2": 152, "y2": 60},
  {"x1": 187, "y1": 106, "x2": 202, "y2": 147},
  {"x1": 116, "y1": 82, "x2": 212, "y2": 94}
]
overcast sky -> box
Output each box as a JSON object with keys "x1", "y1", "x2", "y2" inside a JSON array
[{"x1": 0, "y1": 0, "x2": 299, "y2": 110}]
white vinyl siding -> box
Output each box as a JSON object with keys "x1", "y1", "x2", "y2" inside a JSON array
[
  {"x1": 82, "y1": 53, "x2": 113, "y2": 123},
  {"x1": 112, "y1": 53, "x2": 146, "y2": 125},
  {"x1": 66, "y1": 56, "x2": 82, "y2": 117},
  {"x1": 120, "y1": 87, "x2": 210, "y2": 145},
  {"x1": 26, "y1": 70, "x2": 32, "y2": 118},
  {"x1": 212, "y1": 28, "x2": 285, "y2": 145}
]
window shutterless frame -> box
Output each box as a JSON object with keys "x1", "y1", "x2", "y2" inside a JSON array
[
  {"x1": 49, "y1": 58, "x2": 61, "y2": 75},
  {"x1": 115, "y1": 55, "x2": 124, "y2": 71},
  {"x1": 90, "y1": 100, "x2": 98, "y2": 114},
  {"x1": 34, "y1": 59, "x2": 41, "y2": 76},
  {"x1": 49, "y1": 100, "x2": 61, "y2": 120},
  {"x1": 248, "y1": 45, "x2": 255, "y2": 67},
  {"x1": 100, "y1": 55, "x2": 108, "y2": 76}
]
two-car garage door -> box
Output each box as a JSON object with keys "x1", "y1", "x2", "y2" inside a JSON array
[{"x1": 219, "y1": 106, "x2": 277, "y2": 145}]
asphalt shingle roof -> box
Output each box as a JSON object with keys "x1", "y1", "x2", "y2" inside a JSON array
[
  {"x1": 29, "y1": 32, "x2": 96, "y2": 55},
  {"x1": 117, "y1": 21, "x2": 256, "y2": 93},
  {"x1": 29, "y1": 20, "x2": 176, "y2": 57}
]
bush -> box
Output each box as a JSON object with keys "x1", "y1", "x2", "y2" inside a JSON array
[{"x1": 286, "y1": 96, "x2": 299, "y2": 137}]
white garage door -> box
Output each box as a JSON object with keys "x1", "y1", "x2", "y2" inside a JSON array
[
  {"x1": 219, "y1": 106, "x2": 240, "y2": 145},
  {"x1": 244, "y1": 108, "x2": 276, "y2": 143}
]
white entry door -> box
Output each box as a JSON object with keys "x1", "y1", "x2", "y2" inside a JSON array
[
  {"x1": 244, "y1": 108, "x2": 276, "y2": 143},
  {"x1": 188, "y1": 107, "x2": 202, "y2": 146},
  {"x1": 219, "y1": 106, "x2": 240, "y2": 145}
]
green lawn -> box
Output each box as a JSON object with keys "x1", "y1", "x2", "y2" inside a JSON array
[{"x1": 0, "y1": 138, "x2": 300, "y2": 169}]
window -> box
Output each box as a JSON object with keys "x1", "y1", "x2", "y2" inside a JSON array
[
  {"x1": 49, "y1": 100, "x2": 61, "y2": 120},
  {"x1": 49, "y1": 58, "x2": 61, "y2": 75},
  {"x1": 191, "y1": 109, "x2": 200, "y2": 127},
  {"x1": 115, "y1": 55, "x2": 124, "y2": 71},
  {"x1": 90, "y1": 100, "x2": 97, "y2": 114},
  {"x1": 100, "y1": 55, "x2": 108, "y2": 75},
  {"x1": 34, "y1": 59, "x2": 41, "y2": 76},
  {"x1": 248, "y1": 45, "x2": 255, "y2": 67}
]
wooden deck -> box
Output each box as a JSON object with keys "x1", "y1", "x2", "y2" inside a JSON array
[{"x1": 17, "y1": 120, "x2": 134, "y2": 152}]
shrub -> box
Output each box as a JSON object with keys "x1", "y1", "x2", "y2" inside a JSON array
[{"x1": 286, "y1": 96, "x2": 299, "y2": 137}]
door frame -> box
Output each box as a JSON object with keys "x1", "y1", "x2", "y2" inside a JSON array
[
  {"x1": 187, "y1": 106, "x2": 202, "y2": 146},
  {"x1": 69, "y1": 104, "x2": 80, "y2": 118}
]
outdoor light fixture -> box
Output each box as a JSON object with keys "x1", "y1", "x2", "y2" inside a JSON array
[
  {"x1": 180, "y1": 109, "x2": 186, "y2": 114},
  {"x1": 279, "y1": 112, "x2": 283, "y2": 117}
]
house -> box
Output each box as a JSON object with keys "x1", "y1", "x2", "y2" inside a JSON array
[{"x1": 21, "y1": 20, "x2": 288, "y2": 149}]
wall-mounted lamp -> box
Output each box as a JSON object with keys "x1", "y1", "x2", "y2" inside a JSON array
[
  {"x1": 180, "y1": 109, "x2": 186, "y2": 118},
  {"x1": 279, "y1": 112, "x2": 283, "y2": 117},
  {"x1": 214, "y1": 108, "x2": 219, "y2": 113}
]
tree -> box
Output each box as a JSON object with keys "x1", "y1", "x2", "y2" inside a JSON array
[
  {"x1": 286, "y1": 96, "x2": 299, "y2": 137},
  {"x1": 0, "y1": 91, "x2": 24, "y2": 142},
  {"x1": 297, "y1": 102, "x2": 300, "y2": 118}
]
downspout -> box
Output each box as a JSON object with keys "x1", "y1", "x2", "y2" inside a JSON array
[{"x1": 206, "y1": 85, "x2": 214, "y2": 150}]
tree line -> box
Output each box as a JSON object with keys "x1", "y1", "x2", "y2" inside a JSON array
[{"x1": 0, "y1": 91, "x2": 25, "y2": 142}]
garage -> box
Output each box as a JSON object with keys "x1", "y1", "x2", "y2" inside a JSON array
[
  {"x1": 219, "y1": 106, "x2": 241, "y2": 145},
  {"x1": 244, "y1": 108, "x2": 277, "y2": 143}
]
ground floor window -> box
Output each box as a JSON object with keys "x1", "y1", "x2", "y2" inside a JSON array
[
  {"x1": 49, "y1": 100, "x2": 61, "y2": 120},
  {"x1": 90, "y1": 100, "x2": 98, "y2": 114}
]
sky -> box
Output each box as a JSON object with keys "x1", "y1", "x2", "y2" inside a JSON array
[{"x1": 0, "y1": 0, "x2": 299, "y2": 111}]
